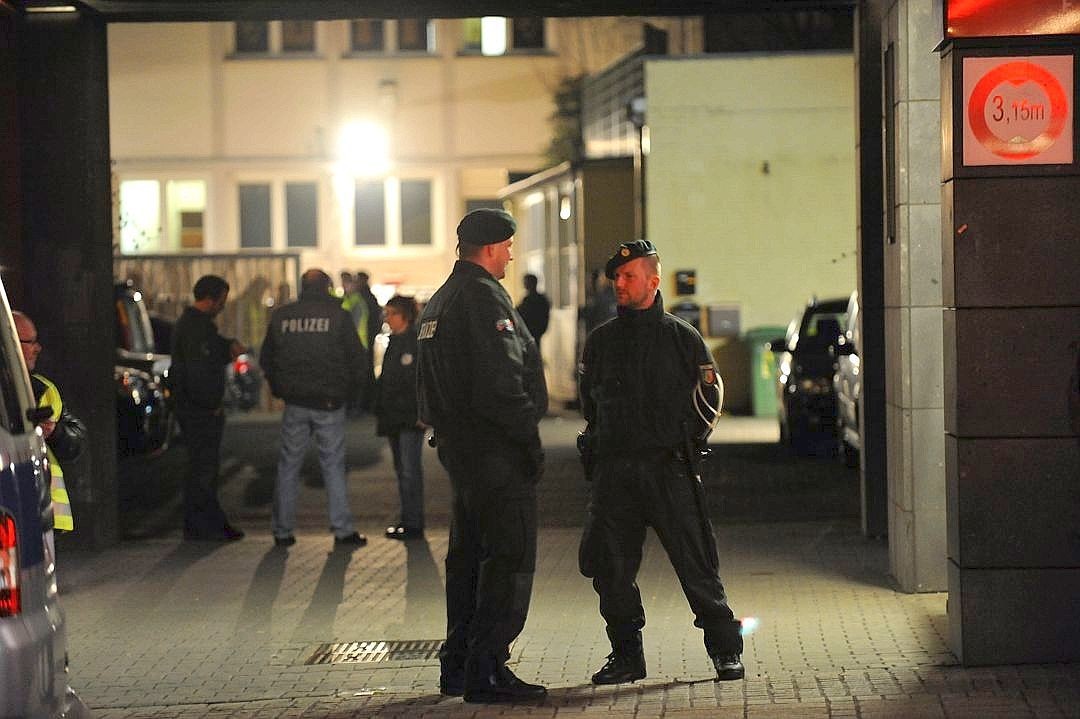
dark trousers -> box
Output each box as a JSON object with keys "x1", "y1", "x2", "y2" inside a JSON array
[
  {"x1": 436, "y1": 441, "x2": 538, "y2": 668},
  {"x1": 176, "y1": 410, "x2": 229, "y2": 535},
  {"x1": 579, "y1": 452, "x2": 743, "y2": 657}
]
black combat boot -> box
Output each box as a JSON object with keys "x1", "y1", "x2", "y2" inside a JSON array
[
  {"x1": 463, "y1": 654, "x2": 547, "y2": 703},
  {"x1": 591, "y1": 631, "x2": 646, "y2": 685},
  {"x1": 711, "y1": 654, "x2": 744, "y2": 681}
]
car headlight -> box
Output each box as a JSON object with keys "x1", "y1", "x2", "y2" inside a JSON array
[{"x1": 797, "y1": 377, "x2": 832, "y2": 395}]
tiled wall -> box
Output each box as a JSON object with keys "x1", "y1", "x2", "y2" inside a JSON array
[{"x1": 883, "y1": 0, "x2": 947, "y2": 592}]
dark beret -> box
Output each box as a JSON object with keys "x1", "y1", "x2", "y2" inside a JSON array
[
  {"x1": 457, "y1": 209, "x2": 517, "y2": 246},
  {"x1": 605, "y1": 239, "x2": 658, "y2": 279}
]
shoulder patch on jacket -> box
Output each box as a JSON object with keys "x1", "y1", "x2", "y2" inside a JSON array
[
  {"x1": 495, "y1": 318, "x2": 515, "y2": 333},
  {"x1": 700, "y1": 363, "x2": 717, "y2": 386}
]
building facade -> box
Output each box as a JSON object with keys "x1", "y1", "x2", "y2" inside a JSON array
[{"x1": 108, "y1": 17, "x2": 701, "y2": 299}]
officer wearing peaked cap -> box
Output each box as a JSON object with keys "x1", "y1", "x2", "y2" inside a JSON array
[
  {"x1": 578, "y1": 239, "x2": 744, "y2": 685},
  {"x1": 416, "y1": 208, "x2": 548, "y2": 704}
]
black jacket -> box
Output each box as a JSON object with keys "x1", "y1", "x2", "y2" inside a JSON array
[
  {"x1": 417, "y1": 260, "x2": 548, "y2": 450},
  {"x1": 170, "y1": 306, "x2": 233, "y2": 413},
  {"x1": 579, "y1": 291, "x2": 721, "y2": 455},
  {"x1": 30, "y1": 375, "x2": 85, "y2": 463},
  {"x1": 261, "y1": 290, "x2": 366, "y2": 410},
  {"x1": 374, "y1": 327, "x2": 419, "y2": 436}
]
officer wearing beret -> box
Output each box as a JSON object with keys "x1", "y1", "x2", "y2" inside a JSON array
[
  {"x1": 416, "y1": 208, "x2": 548, "y2": 703},
  {"x1": 578, "y1": 240, "x2": 744, "y2": 684}
]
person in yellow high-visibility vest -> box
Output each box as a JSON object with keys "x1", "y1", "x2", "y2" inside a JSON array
[{"x1": 14, "y1": 312, "x2": 86, "y2": 533}]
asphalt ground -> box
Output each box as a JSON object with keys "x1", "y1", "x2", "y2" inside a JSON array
[{"x1": 54, "y1": 411, "x2": 1080, "y2": 718}]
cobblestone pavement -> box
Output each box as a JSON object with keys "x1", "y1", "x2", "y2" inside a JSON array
[{"x1": 61, "y1": 415, "x2": 1080, "y2": 718}]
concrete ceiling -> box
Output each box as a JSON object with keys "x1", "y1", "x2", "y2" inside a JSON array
[{"x1": 62, "y1": 0, "x2": 856, "y2": 22}]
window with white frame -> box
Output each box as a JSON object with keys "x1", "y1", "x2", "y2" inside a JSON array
[
  {"x1": 353, "y1": 177, "x2": 433, "y2": 249},
  {"x1": 239, "y1": 180, "x2": 320, "y2": 250},
  {"x1": 234, "y1": 21, "x2": 317, "y2": 56},
  {"x1": 239, "y1": 184, "x2": 272, "y2": 248},
  {"x1": 286, "y1": 182, "x2": 318, "y2": 248},
  {"x1": 118, "y1": 178, "x2": 207, "y2": 254},
  {"x1": 348, "y1": 18, "x2": 434, "y2": 54},
  {"x1": 461, "y1": 17, "x2": 545, "y2": 55}
]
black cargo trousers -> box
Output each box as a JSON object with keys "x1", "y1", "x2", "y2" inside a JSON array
[
  {"x1": 436, "y1": 438, "x2": 539, "y2": 669},
  {"x1": 579, "y1": 451, "x2": 743, "y2": 657}
]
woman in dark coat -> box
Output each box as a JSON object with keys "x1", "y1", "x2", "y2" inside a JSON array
[{"x1": 375, "y1": 295, "x2": 425, "y2": 539}]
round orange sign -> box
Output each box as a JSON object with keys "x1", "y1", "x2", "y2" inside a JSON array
[{"x1": 967, "y1": 61, "x2": 1070, "y2": 161}]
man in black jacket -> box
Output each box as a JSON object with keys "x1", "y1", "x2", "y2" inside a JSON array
[
  {"x1": 578, "y1": 240, "x2": 744, "y2": 684},
  {"x1": 171, "y1": 275, "x2": 245, "y2": 541},
  {"x1": 417, "y1": 209, "x2": 548, "y2": 704},
  {"x1": 261, "y1": 269, "x2": 367, "y2": 548}
]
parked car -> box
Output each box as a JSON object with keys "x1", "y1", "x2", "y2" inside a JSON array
[
  {"x1": 833, "y1": 291, "x2": 861, "y2": 466},
  {"x1": 0, "y1": 278, "x2": 88, "y2": 717},
  {"x1": 770, "y1": 296, "x2": 849, "y2": 454},
  {"x1": 115, "y1": 281, "x2": 173, "y2": 456}
]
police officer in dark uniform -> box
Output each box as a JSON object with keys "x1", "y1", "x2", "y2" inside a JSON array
[
  {"x1": 578, "y1": 240, "x2": 744, "y2": 684},
  {"x1": 416, "y1": 208, "x2": 548, "y2": 704}
]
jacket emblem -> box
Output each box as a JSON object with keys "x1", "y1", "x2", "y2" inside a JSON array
[
  {"x1": 495, "y1": 318, "x2": 515, "y2": 333},
  {"x1": 401, "y1": 353, "x2": 414, "y2": 366},
  {"x1": 700, "y1": 363, "x2": 717, "y2": 385}
]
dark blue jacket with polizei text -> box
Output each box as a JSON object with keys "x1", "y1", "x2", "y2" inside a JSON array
[{"x1": 261, "y1": 290, "x2": 367, "y2": 411}]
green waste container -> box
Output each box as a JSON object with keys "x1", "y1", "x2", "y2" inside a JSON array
[{"x1": 744, "y1": 326, "x2": 786, "y2": 417}]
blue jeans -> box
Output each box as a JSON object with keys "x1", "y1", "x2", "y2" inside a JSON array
[
  {"x1": 388, "y1": 429, "x2": 425, "y2": 530},
  {"x1": 272, "y1": 405, "x2": 355, "y2": 539}
]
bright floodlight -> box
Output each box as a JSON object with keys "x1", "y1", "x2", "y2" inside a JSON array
[{"x1": 338, "y1": 121, "x2": 391, "y2": 177}]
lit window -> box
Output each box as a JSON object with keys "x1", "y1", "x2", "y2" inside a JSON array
[
  {"x1": 167, "y1": 180, "x2": 206, "y2": 250},
  {"x1": 119, "y1": 180, "x2": 161, "y2": 254},
  {"x1": 461, "y1": 17, "x2": 545, "y2": 55}
]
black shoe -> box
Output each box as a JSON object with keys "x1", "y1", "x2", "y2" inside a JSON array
[
  {"x1": 712, "y1": 654, "x2": 744, "y2": 681},
  {"x1": 274, "y1": 535, "x2": 296, "y2": 547},
  {"x1": 334, "y1": 532, "x2": 367, "y2": 547},
  {"x1": 591, "y1": 651, "x2": 647, "y2": 685},
  {"x1": 385, "y1": 526, "x2": 424, "y2": 540},
  {"x1": 463, "y1": 660, "x2": 547, "y2": 703}
]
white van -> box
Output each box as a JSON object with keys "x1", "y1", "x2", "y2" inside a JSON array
[{"x1": 0, "y1": 278, "x2": 87, "y2": 717}]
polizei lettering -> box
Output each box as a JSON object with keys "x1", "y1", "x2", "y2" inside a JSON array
[{"x1": 281, "y1": 317, "x2": 331, "y2": 333}]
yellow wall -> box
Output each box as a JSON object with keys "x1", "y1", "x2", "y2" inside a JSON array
[
  {"x1": 108, "y1": 23, "x2": 216, "y2": 158},
  {"x1": 645, "y1": 53, "x2": 857, "y2": 331}
]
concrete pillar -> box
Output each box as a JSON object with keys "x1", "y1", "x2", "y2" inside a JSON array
[
  {"x1": 940, "y1": 39, "x2": 1080, "y2": 664},
  {"x1": 17, "y1": 11, "x2": 118, "y2": 549},
  {"x1": 882, "y1": 0, "x2": 947, "y2": 592}
]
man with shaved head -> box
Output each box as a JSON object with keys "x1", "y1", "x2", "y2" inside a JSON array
[{"x1": 261, "y1": 269, "x2": 368, "y2": 548}]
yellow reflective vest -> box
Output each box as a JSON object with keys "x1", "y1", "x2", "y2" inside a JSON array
[{"x1": 33, "y1": 374, "x2": 73, "y2": 532}]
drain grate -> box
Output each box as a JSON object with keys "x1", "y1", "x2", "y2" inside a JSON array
[{"x1": 306, "y1": 640, "x2": 443, "y2": 665}]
